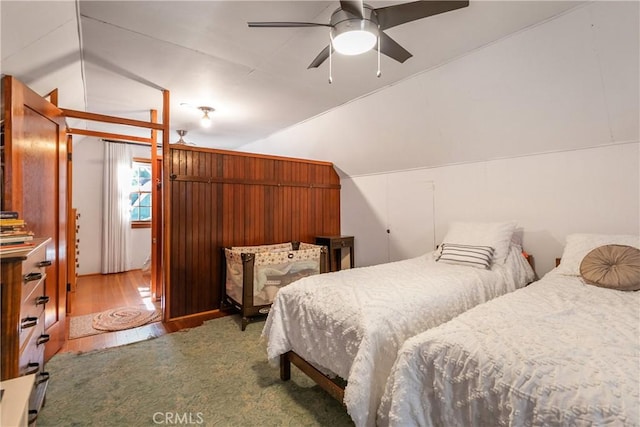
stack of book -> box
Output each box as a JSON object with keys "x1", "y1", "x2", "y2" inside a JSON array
[{"x1": 0, "y1": 211, "x2": 35, "y2": 254}]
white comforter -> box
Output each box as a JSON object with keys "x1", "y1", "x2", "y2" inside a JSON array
[
  {"x1": 378, "y1": 271, "x2": 640, "y2": 427},
  {"x1": 262, "y1": 245, "x2": 534, "y2": 427}
]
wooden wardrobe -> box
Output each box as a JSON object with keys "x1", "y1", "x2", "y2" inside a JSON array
[{"x1": 165, "y1": 146, "x2": 341, "y2": 319}]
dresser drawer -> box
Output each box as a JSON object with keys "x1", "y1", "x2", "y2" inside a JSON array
[
  {"x1": 19, "y1": 312, "x2": 47, "y2": 377},
  {"x1": 18, "y1": 278, "x2": 46, "y2": 350},
  {"x1": 19, "y1": 342, "x2": 45, "y2": 378},
  {"x1": 21, "y1": 244, "x2": 49, "y2": 302},
  {"x1": 316, "y1": 236, "x2": 354, "y2": 250},
  {"x1": 333, "y1": 237, "x2": 354, "y2": 248},
  {"x1": 21, "y1": 243, "x2": 49, "y2": 277},
  {"x1": 21, "y1": 276, "x2": 46, "y2": 316},
  {"x1": 21, "y1": 273, "x2": 46, "y2": 308}
]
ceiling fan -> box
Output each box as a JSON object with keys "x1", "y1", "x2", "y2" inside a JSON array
[
  {"x1": 172, "y1": 130, "x2": 195, "y2": 146},
  {"x1": 248, "y1": 1, "x2": 469, "y2": 71}
]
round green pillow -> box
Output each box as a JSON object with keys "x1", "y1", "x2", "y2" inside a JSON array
[{"x1": 580, "y1": 244, "x2": 640, "y2": 291}]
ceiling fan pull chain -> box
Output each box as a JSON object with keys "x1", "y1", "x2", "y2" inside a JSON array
[
  {"x1": 376, "y1": 33, "x2": 381, "y2": 78},
  {"x1": 329, "y1": 36, "x2": 333, "y2": 84}
]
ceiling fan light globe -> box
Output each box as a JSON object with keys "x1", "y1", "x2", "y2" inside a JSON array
[{"x1": 332, "y1": 30, "x2": 377, "y2": 55}]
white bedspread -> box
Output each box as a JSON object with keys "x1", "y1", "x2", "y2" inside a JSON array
[
  {"x1": 378, "y1": 271, "x2": 640, "y2": 427},
  {"x1": 262, "y1": 245, "x2": 534, "y2": 427}
]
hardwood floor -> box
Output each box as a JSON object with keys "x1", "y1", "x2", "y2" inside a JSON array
[{"x1": 59, "y1": 269, "x2": 227, "y2": 354}]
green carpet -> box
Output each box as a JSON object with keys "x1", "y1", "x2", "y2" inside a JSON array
[{"x1": 39, "y1": 315, "x2": 353, "y2": 426}]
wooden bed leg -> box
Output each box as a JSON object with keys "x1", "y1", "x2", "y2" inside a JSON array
[
  {"x1": 241, "y1": 317, "x2": 249, "y2": 331},
  {"x1": 280, "y1": 352, "x2": 291, "y2": 381}
]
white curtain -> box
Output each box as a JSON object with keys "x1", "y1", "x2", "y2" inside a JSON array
[{"x1": 102, "y1": 143, "x2": 132, "y2": 274}]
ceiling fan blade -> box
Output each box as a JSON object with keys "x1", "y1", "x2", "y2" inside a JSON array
[
  {"x1": 248, "y1": 21, "x2": 331, "y2": 28},
  {"x1": 340, "y1": 0, "x2": 365, "y2": 18},
  {"x1": 378, "y1": 32, "x2": 412, "y2": 63},
  {"x1": 307, "y1": 45, "x2": 333, "y2": 69},
  {"x1": 374, "y1": 1, "x2": 469, "y2": 30}
]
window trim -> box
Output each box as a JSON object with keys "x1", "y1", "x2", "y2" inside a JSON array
[{"x1": 131, "y1": 221, "x2": 151, "y2": 229}]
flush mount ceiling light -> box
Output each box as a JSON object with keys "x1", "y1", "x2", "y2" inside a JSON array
[
  {"x1": 180, "y1": 102, "x2": 217, "y2": 128},
  {"x1": 248, "y1": 1, "x2": 469, "y2": 82},
  {"x1": 198, "y1": 106, "x2": 215, "y2": 128}
]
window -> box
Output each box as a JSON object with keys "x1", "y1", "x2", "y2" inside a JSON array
[{"x1": 130, "y1": 158, "x2": 152, "y2": 228}]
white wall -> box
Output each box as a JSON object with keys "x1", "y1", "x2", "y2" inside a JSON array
[
  {"x1": 72, "y1": 137, "x2": 151, "y2": 275},
  {"x1": 342, "y1": 172, "x2": 435, "y2": 267},
  {"x1": 240, "y1": 2, "x2": 639, "y2": 276},
  {"x1": 343, "y1": 142, "x2": 639, "y2": 275}
]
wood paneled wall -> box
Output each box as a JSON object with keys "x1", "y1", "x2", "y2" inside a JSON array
[{"x1": 166, "y1": 146, "x2": 340, "y2": 319}]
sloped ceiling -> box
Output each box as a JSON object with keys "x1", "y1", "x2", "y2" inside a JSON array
[
  {"x1": 0, "y1": 1, "x2": 85, "y2": 116},
  {"x1": 1, "y1": 1, "x2": 583, "y2": 149}
]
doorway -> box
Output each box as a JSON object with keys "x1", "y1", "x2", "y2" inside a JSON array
[{"x1": 65, "y1": 139, "x2": 163, "y2": 349}]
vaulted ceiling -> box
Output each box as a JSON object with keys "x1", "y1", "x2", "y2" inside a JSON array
[{"x1": 1, "y1": 1, "x2": 583, "y2": 149}]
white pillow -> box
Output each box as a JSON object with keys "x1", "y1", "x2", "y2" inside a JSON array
[
  {"x1": 556, "y1": 233, "x2": 640, "y2": 276},
  {"x1": 441, "y1": 221, "x2": 517, "y2": 265}
]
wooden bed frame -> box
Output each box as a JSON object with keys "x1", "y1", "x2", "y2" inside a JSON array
[
  {"x1": 278, "y1": 253, "x2": 536, "y2": 405},
  {"x1": 280, "y1": 351, "x2": 345, "y2": 403}
]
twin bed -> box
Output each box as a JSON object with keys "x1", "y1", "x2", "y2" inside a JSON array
[
  {"x1": 262, "y1": 221, "x2": 534, "y2": 425},
  {"x1": 261, "y1": 228, "x2": 639, "y2": 426},
  {"x1": 379, "y1": 233, "x2": 640, "y2": 426},
  {"x1": 378, "y1": 268, "x2": 639, "y2": 426}
]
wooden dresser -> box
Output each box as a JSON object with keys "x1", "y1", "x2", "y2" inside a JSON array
[{"x1": 1, "y1": 238, "x2": 52, "y2": 424}]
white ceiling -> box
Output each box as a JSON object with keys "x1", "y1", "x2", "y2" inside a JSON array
[{"x1": 1, "y1": 1, "x2": 583, "y2": 150}]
